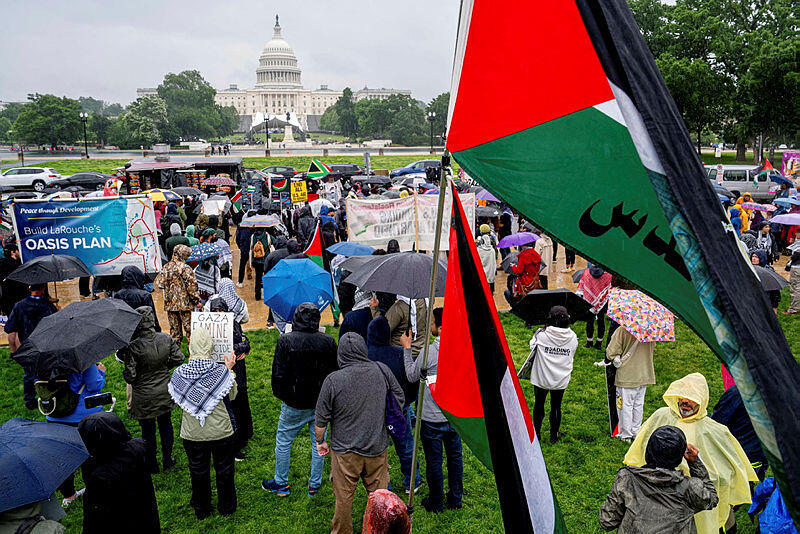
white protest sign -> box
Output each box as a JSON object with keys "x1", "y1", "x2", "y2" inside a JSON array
[
  {"x1": 346, "y1": 196, "x2": 416, "y2": 249},
  {"x1": 202, "y1": 199, "x2": 227, "y2": 216},
  {"x1": 416, "y1": 192, "x2": 475, "y2": 250},
  {"x1": 190, "y1": 312, "x2": 234, "y2": 362}
]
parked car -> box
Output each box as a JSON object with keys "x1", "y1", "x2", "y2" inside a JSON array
[
  {"x1": 389, "y1": 159, "x2": 452, "y2": 178},
  {"x1": 0, "y1": 167, "x2": 62, "y2": 192},
  {"x1": 50, "y1": 172, "x2": 111, "y2": 191},
  {"x1": 703, "y1": 164, "x2": 769, "y2": 201},
  {"x1": 261, "y1": 165, "x2": 298, "y2": 178},
  {"x1": 327, "y1": 164, "x2": 364, "y2": 179}
]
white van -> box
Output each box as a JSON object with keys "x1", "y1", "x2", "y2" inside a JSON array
[{"x1": 703, "y1": 164, "x2": 770, "y2": 201}]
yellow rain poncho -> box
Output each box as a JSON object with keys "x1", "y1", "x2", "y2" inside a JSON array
[
  {"x1": 735, "y1": 196, "x2": 752, "y2": 231},
  {"x1": 623, "y1": 373, "x2": 758, "y2": 534}
]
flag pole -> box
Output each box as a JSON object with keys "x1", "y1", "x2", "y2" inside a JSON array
[{"x1": 407, "y1": 152, "x2": 450, "y2": 518}]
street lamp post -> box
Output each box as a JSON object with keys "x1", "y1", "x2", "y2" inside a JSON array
[
  {"x1": 427, "y1": 111, "x2": 436, "y2": 154},
  {"x1": 79, "y1": 112, "x2": 89, "y2": 159},
  {"x1": 264, "y1": 112, "x2": 270, "y2": 157}
]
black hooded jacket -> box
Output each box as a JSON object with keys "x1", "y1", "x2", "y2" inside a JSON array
[
  {"x1": 264, "y1": 235, "x2": 290, "y2": 272},
  {"x1": 113, "y1": 266, "x2": 160, "y2": 332},
  {"x1": 271, "y1": 303, "x2": 338, "y2": 409},
  {"x1": 78, "y1": 412, "x2": 160, "y2": 534},
  {"x1": 296, "y1": 205, "x2": 316, "y2": 247}
]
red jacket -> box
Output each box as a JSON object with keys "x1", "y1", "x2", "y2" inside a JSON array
[{"x1": 512, "y1": 248, "x2": 542, "y2": 294}]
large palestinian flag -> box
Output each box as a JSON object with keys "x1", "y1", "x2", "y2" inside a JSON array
[
  {"x1": 446, "y1": 0, "x2": 800, "y2": 518},
  {"x1": 431, "y1": 183, "x2": 566, "y2": 533},
  {"x1": 303, "y1": 222, "x2": 340, "y2": 317}
]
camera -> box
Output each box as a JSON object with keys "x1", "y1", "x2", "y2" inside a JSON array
[{"x1": 84, "y1": 392, "x2": 113, "y2": 409}]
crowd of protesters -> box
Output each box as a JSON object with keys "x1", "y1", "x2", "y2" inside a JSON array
[{"x1": 0, "y1": 168, "x2": 793, "y2": 534}]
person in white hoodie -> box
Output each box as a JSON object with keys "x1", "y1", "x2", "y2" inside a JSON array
[
  {"x1": 518, "y1": 306, "x2": 578, "y2": 443},
  {"x1": 475, "y1": 224, "x2": 497, "y2": 293}
]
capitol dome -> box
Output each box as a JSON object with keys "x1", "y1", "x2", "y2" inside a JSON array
[{"x1": 255, "y1": 15, "x2": 302, "y2": 88}]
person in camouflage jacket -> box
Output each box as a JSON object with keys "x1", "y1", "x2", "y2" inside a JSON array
[{"x1": 155, "y1": 244, "x2": 200, "y2": 343}]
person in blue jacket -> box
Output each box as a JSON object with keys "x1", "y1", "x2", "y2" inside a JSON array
[{"x1": 47, "y1": 362, "x2": 106, "y2": 507}]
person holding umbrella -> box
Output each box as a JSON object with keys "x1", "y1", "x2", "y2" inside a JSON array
[
  {"x1": 5, "y1": 283, "x2": 57, "y2": 410},
  {"x1": 750, "y1": 250, "x2": 781, "y2": 313},
  {"x1": 155, "y1": 245, "x2": 200, "y2": 344},
  {"x1": 120, "y1": 307, "x2": 185, "y2": 473},
  {"x1": 505, "y1": 243, "x2": 542, "y2": 307}
]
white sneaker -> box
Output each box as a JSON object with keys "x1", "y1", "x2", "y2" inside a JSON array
[
  {"x1": 62, "y1": 487, "x2": 85, "y2": 507},
  {"x1": 236, "y1": 282, "x2": 243, "y2": 288}
]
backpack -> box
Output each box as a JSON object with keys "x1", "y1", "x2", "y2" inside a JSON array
[
  {"x1": 35, "y1": 379, "x2": 82, "y2": 418},
  {"x1": 253, "y1": 239, "x2": 266, "y2": 259}
]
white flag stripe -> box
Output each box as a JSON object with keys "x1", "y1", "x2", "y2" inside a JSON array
[{"x1": 500, "y1": 370, "x2": 556, "y2": 533}]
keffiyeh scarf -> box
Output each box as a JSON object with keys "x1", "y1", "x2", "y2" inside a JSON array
[
  {"x1": 168, "y1": 358, "x2": 234, "y2": 426},
  {"x1": 217, "y1": 279, "x2": 248, "y2": 323}
]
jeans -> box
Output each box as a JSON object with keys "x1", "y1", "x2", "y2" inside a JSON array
[
  {"x1": 183, "y1": 437, "x2": 237, "y2": 518},
  {"x1": 139, "y1": 412, "x2": 174, "y2": 471},
  {"x1": 273, "y1": 403, "x2": 325, "y2": 489},
  {"x1": 420, "y1": 420, "x2": 463, "y2": 507},
  {"x1": 253, "y1": 263, "x2": 264, "y2": 300},
  {"x1": 237, "y1": 248, "x2": 250, "y2": 284},
  {"x1": 390, "y1": 405, "x2": 421, "y2": 489},
  {"x1": 586, "y1": 305, "x2": 608, "y2": 341},
  {"x1": 22, "y1": 363, "x2": 36, "y2": 407}
]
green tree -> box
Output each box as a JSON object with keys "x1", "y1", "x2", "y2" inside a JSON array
[
  {"x1": 388, "y1": 105, "x2": 426, "y2": 146},
  {"x1": 78, "y1": 96, "x2": 105, "y2": 115},
  {"x1": 0, "y1": 102, "x2": 25, "y2": 124},
  {"x1": 426, "y1": 92, "x2": 449, "y2": 142},
  {"x1": 88, "y1": 113, "x2": 113, "y2": 145},
  {"x1": 104, "y1": 103, "x2": 124, "y2": 117},
  {"x1": 332, "y1": 88, "x2": 358, "y2": 139},
  {"x1": 12, "y1": 93, "x2": 81, "y2": 147},
  {"x1": 319, "y1": 106, "x2": 339, "y2": 132},
  {"x1": 118, "y1": 96, "x2": 169, "y2": 147},
  {"x1": 217, "y1": 105, "x2": 239, "y2": 137},
  {"x1": 157, "y1": 70, "x2": 225, "y2": 140},
  {"x1": 0, "y1": 117, "x2": 12, "y2": 143}
]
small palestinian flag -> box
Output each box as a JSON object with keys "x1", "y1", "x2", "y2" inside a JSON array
[
  {"x1": 757, "y1": 158, "x2": 778, "y2": 177},
  {"x1": 303, "y1": 222, "x2": 324, "y2": 268},
  {"x1": 307, "y1": 158, "x2": 331, "y2": 179},
  {"x1": 431, "y1": 182, "x2": 566, "y2": 533},
  {"x1": 230, "y1": 190, "x2": 242, "y2": 213},
  {"x1": 303, "y1": 222, "x2": 340, "y2": 317}
]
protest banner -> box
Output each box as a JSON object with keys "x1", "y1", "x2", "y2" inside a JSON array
[
  {"x1": 346, "y1": 195, "x2": 416, "y2": 249},
  {"x1": 416, "y1": 192, "x2": 475, "y2": 250},
  {"x1": 201, "y1": 199, "x2": 227, "y2": 216},
  {"x1": 291, "y1": 180, "x2": 308, "y2": 203},
  {"x1": 191, "y1": 311, "x2": 234, "y2": 363},
  {"x1": 12, "y1": 196, "x2": 161, "y2": 275},
  {"x1": 346, "y1": 192, "x2": 475, "y2": 250}
]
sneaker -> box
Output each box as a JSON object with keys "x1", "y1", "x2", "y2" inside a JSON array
[
  {"x1": 62, "y1": 488, "x2": 85, "y2": 508},
  {"x1": 446, "y1": 501, "x2": 463, "y2": 510},
  {"x1": 236, "y1": 282, "x2": 243, "y2": 288},
  {"x1": 404, "y1": 480, "x2": 424, "y2": 495},
  {"x1": 262, "y1": 479, "x2": 290, "y2": 497},
  {"x1": 584, "y1": 340, "x2": 594, "y2": 349},
  {"x1": 163, "y1": 457, "x2": 176, "y2": 471},
  {"x1": 307, "y1": 485, "x2": 320, "y2": 497},
  {"x1": 560, "y1": 268, "x2": 571, "y2": 273},
  {"x1": 550, "y1": 432, "x2": 563, "y2": 444},
  {"x1": 235, "y1": 452, "x2": 246, "y2": 462},
  {"x1": 421, "y1": 496, "x2": 444, "y2": 513},
  {"x1": 593, "y1": 340, "x2": 603, "y2": 350}
]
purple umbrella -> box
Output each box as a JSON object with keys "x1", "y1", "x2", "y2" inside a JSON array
[
  {"x1": 769, "y1": 213, "x2": 800, "y2": 225},
  {"x1": 476, "y1": 188, "x2": 501, "y2": 202},
  {"x1": 497, "y1": 232, "x2": 539, "y2": 248}
]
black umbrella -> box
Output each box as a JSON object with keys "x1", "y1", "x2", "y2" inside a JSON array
[
  {"x1": 13, "y1": 299, "x2": 141, "y2": 380},
  {"x1": 7, "y1": 254, "x2": 92, "y2": 285},
  {"x1": 511, "y1": 288, "x2": 592, "y2": 325},
  {"x1": 361, "y1": 175, "x2": 392, "y2": 186},
  {"x1": 343, "y1": 252, "x2": 447, "y2": 299},
  {"x1": 754, "y1": 266, "x2": 789, "y2": 291},
  {"x1": 572, "y1": 268, "x2": 586, "y2": 283},
  {"x1": 476, "y1": 206, "x2": 501, "y2": 218},
  {"x1": 501, "y1": 251, "x2": 520, "y2": 274},
  {"x1": 172, "y1": 186, "x2": 203, "y2": 196}
]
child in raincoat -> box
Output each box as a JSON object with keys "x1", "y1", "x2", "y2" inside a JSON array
[{"x1": 623, "y1": 373, "x2": 759, "y2": 534}]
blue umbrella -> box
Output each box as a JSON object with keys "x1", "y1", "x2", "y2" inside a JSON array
[
  {"x1": 0, "y1": 418, "x2": 88, "y2": 512},
  {"x1": 774, "y1": 198, "x2": 800, "y2": 208},
  {"x1": 262, "y1": 258, "x2": 334, "y2": 320},
  {"x1": 718, "y1": 193, "x2": 730, "y2": 203},
  {"x1": 767, "y1": 173, "x2": 793, "y2": 187},
  {"x1": 187, "y1": 242, "x2": 219, "y2": 262},
  {"x1": 327, "y1": 242, "x2": 375, "y2": 257}
]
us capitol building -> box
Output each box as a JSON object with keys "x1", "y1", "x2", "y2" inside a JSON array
[{"x1": 212, "y1": 16, "x2": 411, "y2": 132}]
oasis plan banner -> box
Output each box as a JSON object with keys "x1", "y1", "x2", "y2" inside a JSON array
[{"x1": 12, "y1": 196, "x2": 162, "y2": 275}]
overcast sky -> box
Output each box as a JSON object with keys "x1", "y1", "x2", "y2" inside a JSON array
[{"x1": 1, "y1": 0, "x2": 459, "y2": 106}]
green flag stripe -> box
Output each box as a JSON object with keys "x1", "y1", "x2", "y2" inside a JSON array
[
  {"x1": 440, "y1": 410, "x2": 493, "y2": 470},
  {"x1": 453, "y1": 106, "x2": 720, "y2": 355}
]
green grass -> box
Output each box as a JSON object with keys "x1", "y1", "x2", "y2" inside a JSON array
[{"x1": 3, "y1": 289, "x2": 797, "y2": 532}]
